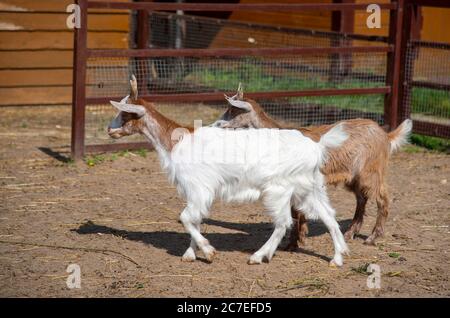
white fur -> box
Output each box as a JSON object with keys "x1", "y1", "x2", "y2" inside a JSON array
[
  {"x1": 319, "y1": 123, "x2": 348, "y2": 149},
  {"x1": 389, "y1": 119, "x2": 412, "y2": 154},
  {"x1": 137, "y1": 116, "x2": 349, "y2": 265},
  {"x1": 110, "y1": 99, "x2": 146, "y2": 117}
]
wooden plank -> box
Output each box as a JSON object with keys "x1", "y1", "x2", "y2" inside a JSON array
[
  {"x1": 0, "y1": 50, "x2": 73, "y2": 68},
  {"x1": 0, "y1": 31, "x2": 129, "y2": 49},
  {"x1": 87, "y1": 46, "x2": 393, "y2": 58},
  {"x1": 88, "y1": 1, "x2": 397, "y2": 11},
  {"x1": 0, "y1": 12, "x2": 129, "y2": 31},
  {"x1": 0, "y1": 69, "x2": 72, "y2": 86},
  {"x1": 0, "y1": 0, "x2": 130, "y2": 13},
  {"x1": 0, "y1": 87, "x2": 72, "y2": 105}
]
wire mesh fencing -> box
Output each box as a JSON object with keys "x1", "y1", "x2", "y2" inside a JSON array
[
  {"x1": 85, "y1": 11, "x2": 390, "y2": 146},
  {"x1": 142, "y1": 11, "x2": 388, "y2": 50},
  {"x1": 403, "y1": 41, "x2": 450, "y2": 135}
]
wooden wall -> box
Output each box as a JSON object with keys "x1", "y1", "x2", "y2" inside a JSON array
[{"x1": 0, "y1": 0, "x2": 130, "y2": 106}]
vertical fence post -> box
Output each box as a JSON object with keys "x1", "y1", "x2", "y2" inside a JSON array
[
  {"x1": 137, "y1": 0, "x2": 150, "y2": 95},
  {"x1": 384, "y1": 0, "x2": 405, "y2": 130},
  {"x1": 71, "y1": 0, "x2": 88, "y2": 160},
  {"x1": 397, "y1": 2, "x2": 415, "y2": 124},
  {"x1": 331, "y1": 0, "x2": 354, "y2": 82}
]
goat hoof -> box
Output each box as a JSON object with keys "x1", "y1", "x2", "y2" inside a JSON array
[
  {"x1": 344, "y1": 231, "x2": 355, "y2": 240},
  {"x1": 329, "y1": 260, "x2": 342, "y2": 268},
  {"x1": 203, "y1": 246, "x2": 216, "y2": 263},
  {"x1": 248, "y1": 255, "x2": 263, "y2": 265},
  {"x1": 363, "y1": 238, "x2": 376, "y2": 246},
  {"x1": 181, "y1": 255, "x2": 196, "y2": 262},
  {"x1": 329, "y1": 255, "x2": 343, "y2": 267},
  {"x1": 182, "y1": 249, "x2": 196, "y2": 262}
]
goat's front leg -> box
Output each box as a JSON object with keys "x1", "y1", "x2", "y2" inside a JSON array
[
  {"x1": 180, "y1": 206, "x2": 216, "y2": 262},
  {"x1": 181, "y1": 235, "x2": 198, "y2": 262},
  {"x1": 249, "y1": 187, "x2": 292, "y2": 264}
]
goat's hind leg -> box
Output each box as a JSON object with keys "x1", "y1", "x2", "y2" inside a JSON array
[
  {"x1": 285, "y1": 208, "x2": 308, "y2": 251},
  {"x1": 365, "y1": 185, "x2": 389, "y2": 245},
  {"x1": 298, "y1": 191, "x2": 349, "y2": 267},
  {"x1": 180, "y1": 205, "x2": 216, "y2": 262},
  {"x1": 344, "y1": 185, "x2": 368, "y2": 240}
]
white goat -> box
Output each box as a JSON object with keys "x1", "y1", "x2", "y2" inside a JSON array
[{"x1": 108, "y1": 76, "x2": 349, "y2": 266}]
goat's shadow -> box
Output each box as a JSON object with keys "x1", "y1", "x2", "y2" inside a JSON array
[{"x1": 73, "y1": 218, "x2": 352, "y2": 263}]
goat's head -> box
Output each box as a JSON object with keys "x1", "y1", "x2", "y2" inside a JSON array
[
  {"x1": 108, "y1": 96, "x2": 147, "y2": 139},
  {"x1": 212, "y1": 83, "x2": 265, "y2": 129},
  {"x1": 108, "y1": 75, "x2": 149, "y2": 139}
]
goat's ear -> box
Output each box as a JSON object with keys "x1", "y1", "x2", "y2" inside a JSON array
[
  {"x1": 119, "y1": 95, "x2": 129, "y2": 104},
  {"x1": 237, "y1": 82, "x2": 244, "y2": 100},
  {"x1": 224, "y1": 95, "x2": 253, "y2": 112},
  {"x1": 110, "y1": 100, "x2": 146, "y2": 117}
]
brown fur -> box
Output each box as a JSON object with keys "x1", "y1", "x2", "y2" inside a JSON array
[
  {"x1": 130, "y1": 97, "x2": 193, "y2": 152},
  {"x1": 220, "y1": 97, "x2": 405, "y2": 247}
]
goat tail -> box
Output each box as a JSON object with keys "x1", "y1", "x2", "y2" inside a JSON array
[
  {"x1": 319, "y1": 123, "x2": 348, "y2": 150},
  {"x1": 388, "y1": 119, "x2": 413, "y2": 154}
]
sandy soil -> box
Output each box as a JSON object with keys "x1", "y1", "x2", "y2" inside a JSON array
[{"x1": 0, "y1": 105, "x2": 449, "y2": 297}]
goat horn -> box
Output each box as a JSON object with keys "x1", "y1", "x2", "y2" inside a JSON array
[{"x1": 130, "y1": 74, "x2": 138, "y2": 100}]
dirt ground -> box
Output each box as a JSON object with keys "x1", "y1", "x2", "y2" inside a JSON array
[{"x1": 0, "y1": 105, "x2": 449, "y2": 298}]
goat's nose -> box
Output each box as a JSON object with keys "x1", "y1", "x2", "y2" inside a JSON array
[{"x1": 107, "y1": 127, "x2": 112, "y2": 133}]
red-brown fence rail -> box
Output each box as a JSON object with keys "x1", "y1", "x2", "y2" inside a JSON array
[{"x1": 71, "y1": 0, "x2": 448, "y2": 160}]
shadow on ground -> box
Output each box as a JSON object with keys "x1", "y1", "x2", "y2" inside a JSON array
[
  {"x1": 38, "y1": 147, "x2": 71, "y2": 163},
  {"x1": 73, "y1": 218, "x2": 352, "y2": 263}
]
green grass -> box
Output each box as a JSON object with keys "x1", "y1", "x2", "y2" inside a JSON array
[
  {"x1": 388, "y1": 252, "x2": 401, "y2": 259},
  {"x1": 411, "y1": 88, "x2": 450, "y2": 118},
  {"x1": 84, "y1": 149, "x2": 149, "y2": 167},
  {"x1": 191, "y1": 63, "x2": 449, "y2": 120},
  {"x1": 192, "y1": 63, "x2": 385, "y2": 112},
  {"x1": 410, "y1": 134, "x2": 450, "y2": 153},
  {"x1": 351, "y1": 263, "x2": 371, "y2": 275},
  {"x1": 85, "y1": 154, "x2": 106, "y2": 167}
]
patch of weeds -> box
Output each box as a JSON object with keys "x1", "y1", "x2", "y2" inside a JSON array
[
  {"x1": 118, "y1": 150, "x2": 130, "y2": 157},
  {"x1": 388, "y1": 252, "x2": 401, "y2": 258},
  {"x1": 21, "y1": 122, "x2": 28, "y2": 128},
  {"x1": 135, "y1": 283, "x2": 144, "y2": 289},
  {"x1": 134, "y1": 148, "x2": 148, "y2": 158},
  {"x1": 403, "y1": 144, "x2": 423, "y2": 154},
  {"x1": 410, "y1": 134, "x2": 450, "y2": 153},
  {"x1": 85, "y1": 154, "x2": 106, "y2": 167},
  {"x1": 351, "y1": 263, "x2": 370, "y2": 275}
]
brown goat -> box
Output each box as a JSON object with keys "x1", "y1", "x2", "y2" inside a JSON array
[{"x1": 214, "y1": 85, "x2": 412, "y2": 248}]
